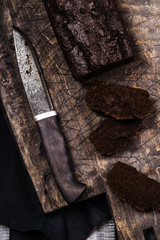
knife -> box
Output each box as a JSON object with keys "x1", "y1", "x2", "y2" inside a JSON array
[{"x1": 13, "y1": 27, "x2": 86, "y2": 204}]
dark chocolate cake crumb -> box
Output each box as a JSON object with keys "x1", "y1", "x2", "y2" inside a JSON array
[
  {"x1": 86, "y1": 82, "x2": 151, "y2": 119},
  {"x1": 89, "y1": 117, "x2": 142, "y2": 155},
  {"x1": 107, "y1": 162, "x2": 160, "y2": 211},
  {"x1": 44, "y1": 0, "x2": 133, "y2": 81}
]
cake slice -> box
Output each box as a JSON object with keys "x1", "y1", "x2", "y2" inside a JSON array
[
  {"x1": 107, "y1": 162, "x2": 160, "y2": 211},
  {"x1": 86, "y1": 82, "x2": 151, "y2": 119},
  {"x1": 89, "y1": 117, "x2": 142, "y2": 155},
  {"x1": 44, "y1": 0, "x2": 133, "y2": 81}
]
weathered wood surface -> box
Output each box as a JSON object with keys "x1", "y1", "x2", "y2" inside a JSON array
[
  {"x1": 0, "y1": 0, "x2": 105, "y2": 214},
  {"x1": 103, "y1": 0, "x2": 160, "y2": 239},
  {"x1": 0, "y1": 0, "x2": 160, "y2": 238},
  {"x1": 0, "y1": 0, "x2": 66, "y2": 213}
]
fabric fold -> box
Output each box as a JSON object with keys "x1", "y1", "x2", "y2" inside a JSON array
[{"x1": 0, "y1": 102, "x2": 112, "y2": 240}]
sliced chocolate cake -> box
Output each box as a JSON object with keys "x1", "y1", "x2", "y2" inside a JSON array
[
  {"x1": 89, "y1": 117, "x2": 142, "y2": 155},
  {"x1": 44, "y1": 0, "x2": 133, "y2": 80},
  {"x1": 86, "y1": 82, "x2": 151, "y2": 119},
  {"x1": 107, "y1": 162, "x2": 160, "y2": 211}
]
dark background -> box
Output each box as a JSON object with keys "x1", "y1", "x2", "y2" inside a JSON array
[{"x1": 0, "y1": 100, "x2": 113, "y2": 240}]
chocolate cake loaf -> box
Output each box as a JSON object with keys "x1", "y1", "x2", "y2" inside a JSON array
[
  {"x1": 44, "y1": 0, "x2": 133, "y2": 80},
  {"x1": 86, "y1": 82, "x2": 151, "y2": 119},
  {"x1": 89, "y1": 117, "x2": 142, "y2": 155},
  {"x1": 107, "y1": 162, "x2": 160, "y2": 211}
]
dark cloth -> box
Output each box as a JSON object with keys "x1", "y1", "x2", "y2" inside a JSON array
[
  {"x1": 0, "y1": 101, "x2": 112, "y2": 240},
  {"x1": 10, "y1": 230, "x2": 48, "y2": 240}
]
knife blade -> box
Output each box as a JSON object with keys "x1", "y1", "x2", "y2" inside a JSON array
[{"x1": 13, "y1": 27, "x2": 86, "y2": 204}]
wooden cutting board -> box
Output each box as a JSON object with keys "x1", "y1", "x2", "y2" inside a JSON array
[{"x1": 0, "y1": 0, "x2": 160, "y2": 239}]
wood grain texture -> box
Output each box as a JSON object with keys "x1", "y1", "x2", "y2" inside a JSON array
[
  {"x1": 102, "y1": 0, "x2": 160, "y2": 239},
  {"x1": 0, "y1": 0, "x2": 160, "y2": 238},
  {"x1": 0, "y1": 1, "x2": 68, "y2": 212},
  {"x1": 0, "y1": 0, "x2": 67, "y2": 213},
  {"x1": 0, "y1": 0, "x2": 105, "y2": 213}
]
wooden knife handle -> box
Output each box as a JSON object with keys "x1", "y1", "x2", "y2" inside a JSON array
[{"x1": 36, "y1": 115, "x2": 86, "y2": 203}]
